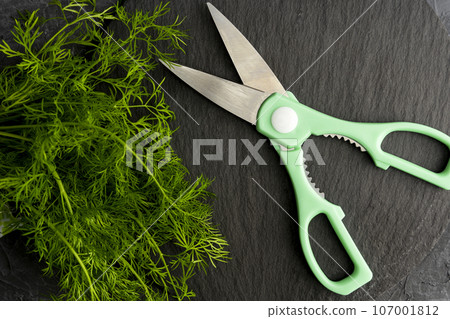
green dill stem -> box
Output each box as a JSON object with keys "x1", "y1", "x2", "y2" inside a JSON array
[
  {"x1": 36, "y1": 19, "x2": 82, "y2": 56},
  {"x1": 0, "y1": 105, "x2": 27, "y2": 115},
  {"x1": 47, "y1": 221, "x2": 98, "y2": 301},
  {"x1": 132, "y1": 217, "x2": 182, "y2": 300},
  {"x1": 0, "y1": 125, "x2": 43, "y2": 130},
  {"x1": 47, "y1": 164, "x2": 74, "y2": 216},
  {"x1": 0, "y1": 131, "x2": 32, "y2": 142},
  {"x1": 120, "y1": 258, "x2": 154, "y2": 301}
]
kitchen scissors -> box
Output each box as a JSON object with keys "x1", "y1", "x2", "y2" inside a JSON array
[{"x1": 161, "y1": 3, "x2": 450, "y2": 295}]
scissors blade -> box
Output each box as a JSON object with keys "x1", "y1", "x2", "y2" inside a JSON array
[
  {"x1": 206, "y1": 3, "x2": 286, "y2": 95},
  {"x1": 160, "y1": 61, "x2": 270, "y2": 124}
]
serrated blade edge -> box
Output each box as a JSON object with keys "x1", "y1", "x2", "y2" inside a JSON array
[{"x1": 323, "y1": 134, "x2": 366, "y2": 152}]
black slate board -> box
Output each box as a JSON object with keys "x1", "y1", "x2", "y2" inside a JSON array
[
  {"x1": 0, "y1": 0, "x2": 449, "y2": 300},
  {"x1": 126, "y1": 0, "x2": 450, "y2": 300}
]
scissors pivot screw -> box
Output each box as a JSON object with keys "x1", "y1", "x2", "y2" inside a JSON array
[{"x1": 271, "y1": 107, "x2": 298, "y2": 134}]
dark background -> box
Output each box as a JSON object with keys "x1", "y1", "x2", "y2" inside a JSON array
[{"x1": 0, "y1": 0, "x2": 449, "y2": 300}]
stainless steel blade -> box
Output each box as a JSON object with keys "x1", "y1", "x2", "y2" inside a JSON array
[
  {"x1": 207, "y1": 3, "x2": 286, "y2": 95},
  {"x1": 160, "y1": 60, "x2": 270, "y2": 124}
]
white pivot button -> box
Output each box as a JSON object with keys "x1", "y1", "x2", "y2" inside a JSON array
[{"x1": 271, "y1": 107, "x2": 298, "y2": 133}]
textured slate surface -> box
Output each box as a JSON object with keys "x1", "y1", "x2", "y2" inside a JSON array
[{"x1": 0, "y1": 0, "x2": 449, "y2": 300}]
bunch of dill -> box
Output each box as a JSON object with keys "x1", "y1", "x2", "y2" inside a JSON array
[{"x1": 0, "y1": 0, "x2": 228, "y2": 300}]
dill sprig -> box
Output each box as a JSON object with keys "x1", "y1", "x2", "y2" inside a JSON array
[{"x1": 0, "y1": 0, "x2": 229, "y2": 300}]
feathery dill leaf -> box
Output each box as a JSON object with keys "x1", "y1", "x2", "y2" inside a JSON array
[{"x1": 0, "y1": 0, "x2": 229, "y2": 300}]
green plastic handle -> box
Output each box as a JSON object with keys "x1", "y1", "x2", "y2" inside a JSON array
[
  {"x1": 258, "y1": 93, "x2": 450, "y2": 190},
  {"x1": 257, "y1": 92, "x2": 450, "y2": 294},
  {"x1": 257, "y1": 92, "x2": 374, "y2": 295},
  {"x1": 272, "y1": 144, "x2": 373, "y2": 295}
]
